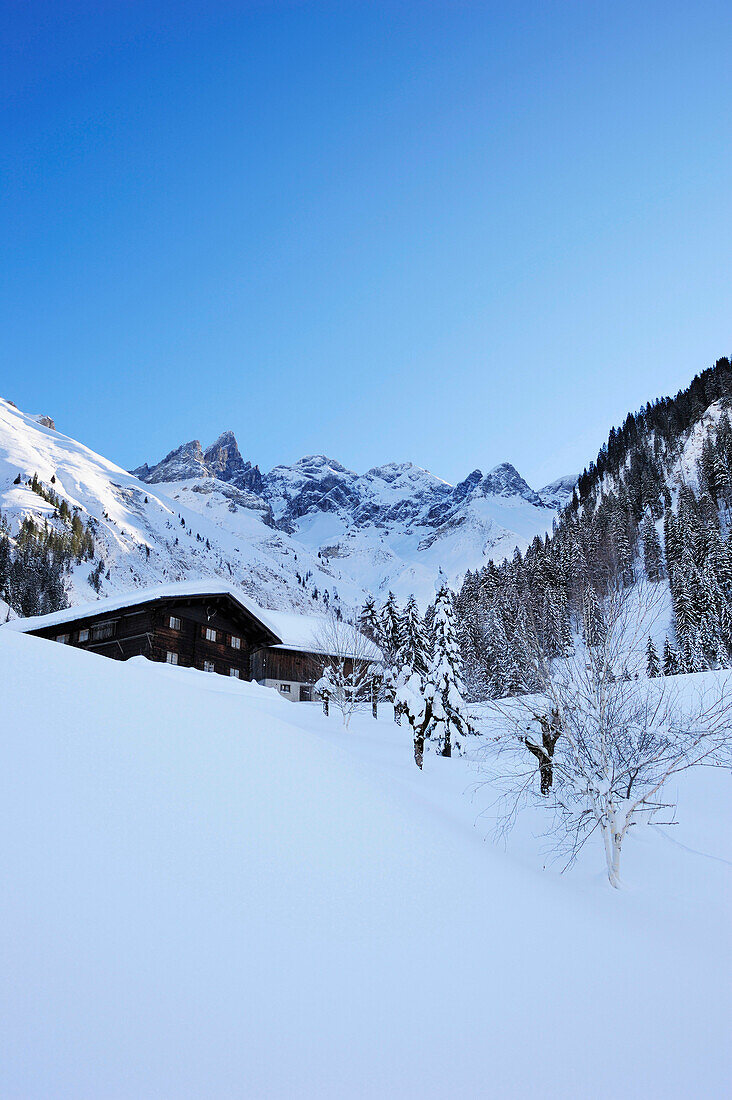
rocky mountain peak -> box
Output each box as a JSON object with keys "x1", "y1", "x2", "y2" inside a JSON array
[
  {"x1": 204, "y1": 431, "x2": 246, "y2": 481},
  {"x1": 479, "y1": 462, "x2": 545, "y2": 506}
]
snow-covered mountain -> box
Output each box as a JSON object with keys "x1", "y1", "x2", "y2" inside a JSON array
[
  {"x1": 0, "y1": 397, "x2": 571, "y2": 611},
  {"x1": 133, "y1": 430, "x2": 573, "y2": 603},
  {"x1": 0, "y1": 399, "x2": 363, "y2": 615}
]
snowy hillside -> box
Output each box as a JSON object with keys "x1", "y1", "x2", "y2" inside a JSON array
[
  {"x1": 0, "y1": 399, "x2": 369, "y2": 614},
  {"x1": 2, "y1": 627, "x2": 729, "y2": 1098},
  {"x1": 135, "y1": 430, "x2": 571, "y2": 603},
  {"x1": 0, "y1": 398, "x2": 568, "y2": 612}
]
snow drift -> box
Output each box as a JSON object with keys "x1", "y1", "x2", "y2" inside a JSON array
[{"x1": 1, "y1": 628, "x2": 729, "y2": 1098}]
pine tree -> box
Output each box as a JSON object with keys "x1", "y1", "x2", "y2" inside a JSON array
[
  {"x1": 358, "y1": 595, "x2": 381, "y2": 645},
  {"x1": 646, "y1": 636, "x2": 660, "y2": 678},
  {"x1": 662, "y1": 637, "x2": 678, "y2": 676},
  {"x1": 423, "y1": 572, "x2": 473, "y2": 757}
]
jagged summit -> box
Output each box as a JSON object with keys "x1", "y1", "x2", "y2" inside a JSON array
[
  {"x1": 133, "y1": 431, "x2": 263, "y2": 494},
  {"x1": 126, "y1": 427, "x2": 565, "y2": 600}
]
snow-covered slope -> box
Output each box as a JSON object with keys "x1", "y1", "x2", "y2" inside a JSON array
[
  {"x1": 0, "y1": 398, "x2": 567, "y2": 611},
  {"x1": 0, "y1": 398, "x2": 361, "y2": 613},
  {"x1": 135, "y1": 430, "x2": 570, "y2": 603},
  {"x1": 2, "y1": 628, "x2": 729, "y2": 1097}
]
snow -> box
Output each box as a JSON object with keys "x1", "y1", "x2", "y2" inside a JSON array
[
  {"x1": 0, "y1": 398, "x2": 367, "y2": 614},
  {"x1": 2, "y1": 628, "x2": 729, "y2": 1098},
  {"x1": 263, "y1": 608, "x2": 381, "y2": 659}
]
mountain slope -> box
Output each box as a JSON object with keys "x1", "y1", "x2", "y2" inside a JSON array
[
  {"x1": 0, "y1": 398, "x2": 360, "y2": 614},
  {"x1": 0, "y1": 397, "x2": 567, "y2": 611},
  {"x1": 3, "y1": 626, "x2": 729, "y2": 1098},
  {"x1": 455, "y1": 357, "x2": 732, "y2": 698},
  {"x1": 134, "y1": 432, "x2": 570, "y2": 604}
]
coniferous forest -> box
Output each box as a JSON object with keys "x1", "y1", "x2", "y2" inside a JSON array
[
  {"x1": 454, "y1": 357, "x2": 732, "y2": 698},
  {"x1": 358, "y1": 358, "x2": 732, "y2": 706},
  {"x1": 0, "y1": 473, "x2": 97, "y2": 618}
]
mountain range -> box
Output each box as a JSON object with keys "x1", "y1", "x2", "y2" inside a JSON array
[{"x1": 0, "y1": 398, "x2": 572, "y2": 612}]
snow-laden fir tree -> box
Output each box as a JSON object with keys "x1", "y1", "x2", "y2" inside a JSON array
[
  {"x1": 582, "y1": 585, "x2": 605, "y2": 648},
  {"x1": 646, "y1": 635, "x2": 660, "y2": 678},
  {"x1": 398, "y1": 594, "x2": 429, "y2": 678},
  {"x1": 662, "y1": 636, "x2": 678, "y2": 676},
  {"x1": 642, "y1": 512, "x2": 665, "y2": 582},
  {"x1": 423, "y1": 570, "x2": 473, "y2": 757},
  {"x1": 392, "y1": 594, "x2": 430, "y2": 724},
  {"x1": 379, "y1": 591, "x2": 404, "y2": 712},
  {"x1": 358, "y1": 595, "x2": 381, "y2": 646}
]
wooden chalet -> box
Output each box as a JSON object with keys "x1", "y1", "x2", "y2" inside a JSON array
[
  {"x1": 250, "y1": 609, "x2": 381, "y2": 702},
  {"x1": 6, "y1": 582, "x2": 280, "y2": 681},
  {"x1": 5, "y1": 582, "x2": 380, "y2": 701}
]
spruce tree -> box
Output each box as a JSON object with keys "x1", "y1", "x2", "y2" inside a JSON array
[
  {"x1": 423, "y1": 571, "x2": 473, "y2": 757},
  {"x1": 358, "y1": 595, "x2": 381, "y2": 645},
  {"x1": 641, "y1": 513, "x2": 664, "y2": 582},
  {"x1": 646, "y1": 636, "x2": 660, "y2": 678},
  {"x1": 662, "y1": 637, "x2": 678, "y2": 676}
]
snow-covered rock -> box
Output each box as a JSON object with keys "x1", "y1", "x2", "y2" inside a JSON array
[
  {"x1": 134, "y1": 431, "x2": 565, "y2": 603},
  {"x1": 0, "y1": 397, "x2": 570, "y2": 611},
  {"x1": 537, "y1": 473, "x2": 577, "y2": 509}
]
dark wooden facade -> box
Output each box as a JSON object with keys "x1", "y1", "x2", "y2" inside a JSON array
[
  {"x1": 28, "y1": 592, "x2": 279, "y2": 680},
  {"x1": 250, "y1": 646, "x2": 319, "y2": 686}
]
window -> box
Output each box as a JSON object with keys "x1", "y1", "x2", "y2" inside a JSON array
[
  {"x1": 279, "y1": 683, "x2": 291, "y2": 694},
  {"x1": 91, "y1": 621, "x2": 115, "y2": 641},
  {"x1": 166, "y1": 651, "x2": 178, "y2": 665},
  {"x1": 203, "y1": 660, "x2": 215, "y2": 673},
  {"x1": 56, "y1": 633, "x2": 70, "y2": 644},
  {"x1": 78, "y1": 628, "x2": 89, "y2": 642},
  {"x1": 229, "y1": 667, "x2": 240, "y2": 678},
  {"x1": 230, "y1": 634, "x2": 241, "y2": 650},
  {"x1": 169, "y1": 615, "x2": 181, "y2": 631},
  {"x1": 205, "y1": 627, "x2": 217, "y2": 643}
]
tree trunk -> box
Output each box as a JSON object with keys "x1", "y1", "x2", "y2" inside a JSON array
[{"x1": 414, "y1": 731, "x2": 424, "y2": 769}]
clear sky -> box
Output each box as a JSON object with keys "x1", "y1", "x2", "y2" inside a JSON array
[{"x1": 3, "y1": 1, "x2": 731, "y2": 489}]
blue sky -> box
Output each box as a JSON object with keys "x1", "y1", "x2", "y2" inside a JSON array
[{"x1": 3, "y1": 1, "x2": 731, "y2": 487}]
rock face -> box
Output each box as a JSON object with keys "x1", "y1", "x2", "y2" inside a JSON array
[
  {"x1": 537, "y1": 474, "x2": 577, "y2": 510},
  {"x1": 132, "y1": 431, "x2": 569, "y2": 601},
  {"x1": 133, "y1": 432, "x2": 263, "y2": 493}
]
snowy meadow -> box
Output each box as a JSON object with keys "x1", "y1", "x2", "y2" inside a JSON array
[{"x1": 2, "y1": 627, "x2": 729, "y2": 1099}]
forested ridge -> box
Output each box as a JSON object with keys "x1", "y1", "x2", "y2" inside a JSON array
[{"x1": 454, "y1": 357, "x2": 732, "y2": 698}]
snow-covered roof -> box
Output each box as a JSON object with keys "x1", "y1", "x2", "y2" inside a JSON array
[
  {"x1": 250, "y1": 608, "x2": 381, "y2": 661},
  {"x1": 2, "y1": 581, "x2": 381, "y2": 660},
  {"x1": 3, "y1": 581, "x2": 282, "y2": 641}
]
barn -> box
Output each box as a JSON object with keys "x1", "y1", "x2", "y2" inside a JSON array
[{"x1": 4, "y1": 581, "x2": 380, "y2": 702}]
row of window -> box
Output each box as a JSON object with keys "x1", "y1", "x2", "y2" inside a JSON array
[
  {"x1": 56, "y1": 621, "x2": 115, "y2": 645},
  {"x1": 165, "y1": 651, "x2": 241, "y2": 678},
  {"x1": 168, "y1": 615, "x2": 242, "y2": 649}
]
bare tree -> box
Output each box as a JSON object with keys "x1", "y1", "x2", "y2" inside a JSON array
[
  {"x1": 487, "y1": 579, "x2": 732, "y2": 887},
  {"x1": 313, "y1": 612, "x2": 381, "y2": 728}
]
